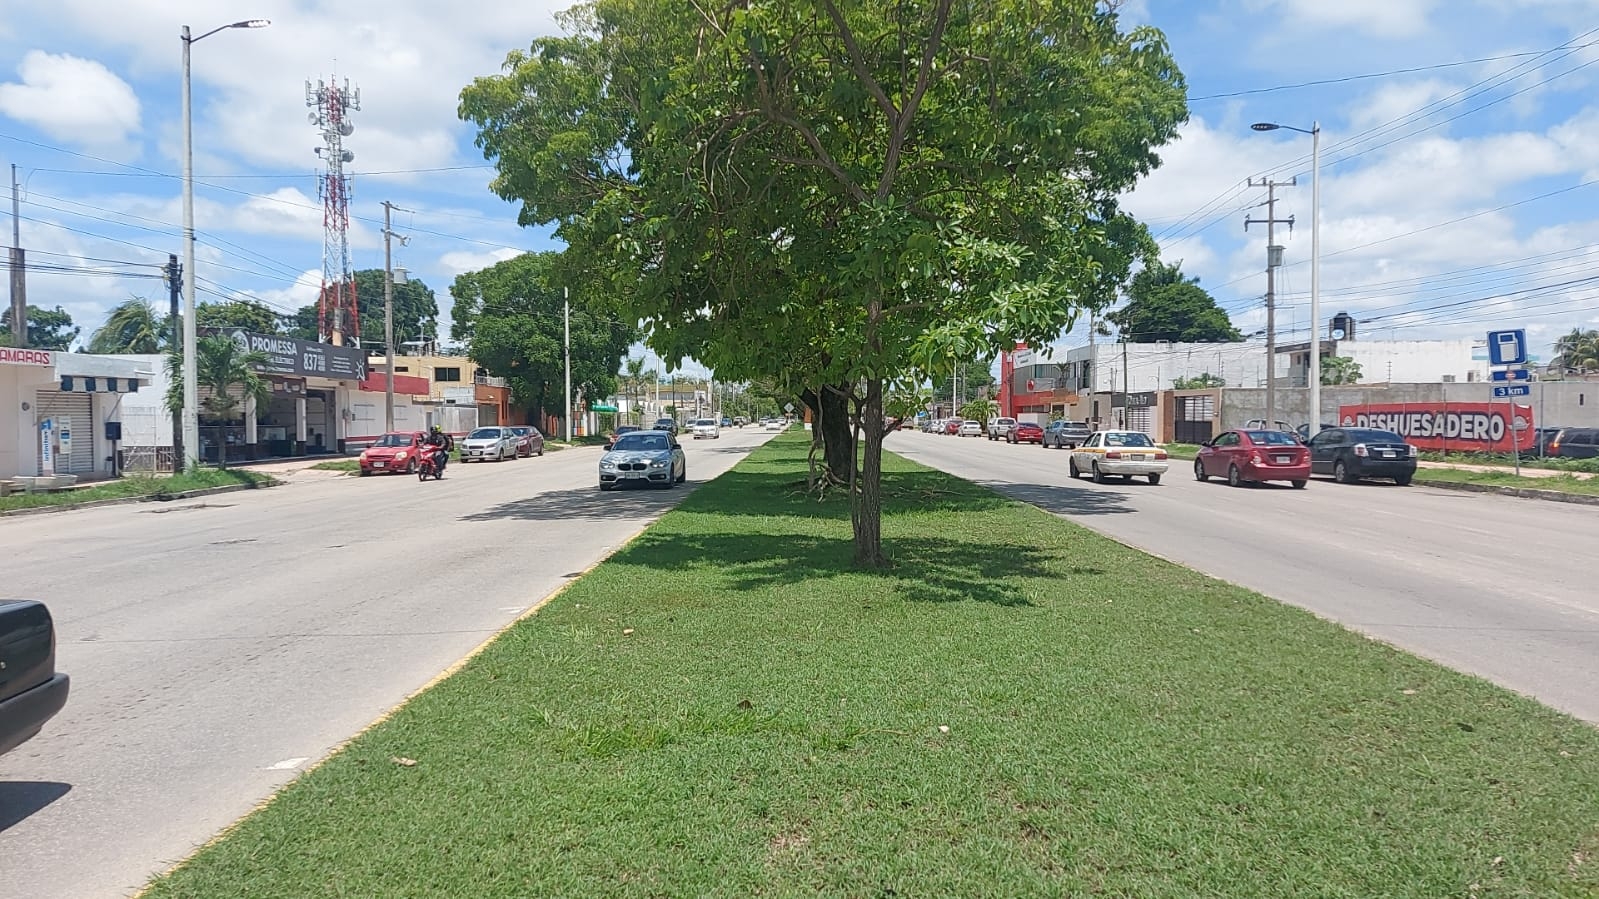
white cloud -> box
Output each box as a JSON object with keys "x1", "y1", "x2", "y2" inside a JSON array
[
  {"x1": 437, "y1": 247, "x2": 522, "y2": 278},
  {"x1": 0, "y1": 51, "x2": 141, "y2": 150},
  {"x1": 1249, "y1": 0, "x2": 1439, "y2": 38}
]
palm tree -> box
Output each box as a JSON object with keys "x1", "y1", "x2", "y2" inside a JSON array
[
  {"x1": 164, "y1": 335, "x2": 271, "y2": 469},
  {"x1": 621, "y1": 356, "x2": 657, "y2": 424},
  {"x1": 88, "y1": 296, "x2": 167, "y2": 354},
  {"x1": 1554, "y1": 327, "x2": 1599, "y2": 374}
]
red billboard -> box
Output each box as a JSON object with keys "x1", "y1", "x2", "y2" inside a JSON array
[{"x1": 1336, "y1": 402, "x2": 1535, "y2": 453}]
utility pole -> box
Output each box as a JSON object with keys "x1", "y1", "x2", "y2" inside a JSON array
[
  {"x1": 9, "y1": 164, "x2": 25, "y2": 347},
  {"x1": 381, "y1": 201, "x2": 409, "y2": 433},
  {"x1": 564, "y1": 286, "x2": 572, "y2": 442},
  {"x1": 1121, "y1": 333, "x2": 1131, "y2": 429},
  {"x1": 166, "y1": 254, "x2": 184, "y2": 465},
  {"x1": 1246, "y1": 176, "x2": 1295, "y2": 429}
]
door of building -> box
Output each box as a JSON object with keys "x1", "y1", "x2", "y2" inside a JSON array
[
  {"x1": 1174, "y1": 394, "x2": 1216, "y2": 445},
  {"x1": 35, "y1": 389, "x2": 95, "y2": 475}
]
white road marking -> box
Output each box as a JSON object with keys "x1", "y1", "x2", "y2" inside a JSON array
[{"x1": 265, "y1": 757, "x2": 310, "y2": 771}]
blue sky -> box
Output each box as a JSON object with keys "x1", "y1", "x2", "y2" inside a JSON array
[{"x1": 3, "y1": 0, "x2": 1598, "y2": 374}]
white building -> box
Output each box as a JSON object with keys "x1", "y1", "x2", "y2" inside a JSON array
[
  {"x1": 1281, "y1": 338, "x2": 1489, "y2": 386},
  {"x1": 1014, "y1": 340, "x2": 1280, "y2": 395},
  {"x1": 2, "y1": 348, "x2": 153, "y2": 483}
]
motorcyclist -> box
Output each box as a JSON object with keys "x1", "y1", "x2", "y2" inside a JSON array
[{"x1": 424, "y1": 426, "x2": 452, "y2": 474}]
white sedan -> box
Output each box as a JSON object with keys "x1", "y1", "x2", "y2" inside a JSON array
[
  {"x1": 958, "y1": 420, "x2": 983, "y2": 437},
  {"x1": 764, "y1": 418, "x2": 787, "y2": 431},
  {"x1": 690, "y1": 418, "x2": 721, "y2": 439},
  {"x1": 1067, "y1": 430, "x2": 1169, "y2": 485}
]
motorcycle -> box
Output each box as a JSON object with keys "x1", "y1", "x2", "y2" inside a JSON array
[{"x1": 416, "y1": 448, "x2": 447, "y2": 481}]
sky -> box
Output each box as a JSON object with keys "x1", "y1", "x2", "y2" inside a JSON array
[{"x1": 3, "y1": 0, "x2": 1599, "y2": 376}]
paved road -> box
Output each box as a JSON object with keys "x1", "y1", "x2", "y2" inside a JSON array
[
  {"x1": 0, "y1": 428, "x2": 772, "y2": 899},
  {"x1": 890, "y1": 430, "x2": 1599, "y2": 723}
]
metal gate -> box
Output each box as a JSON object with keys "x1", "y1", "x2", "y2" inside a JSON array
[
  {"x1": 1126, "y1": 405, "x2": 1153, "y2": 435},
  {"x1": 1174, "y1": 394, "x2": 1216, "y2": 445},
  {"x1": 35, "y1": 390, "x2": 95, "y2": 475}
]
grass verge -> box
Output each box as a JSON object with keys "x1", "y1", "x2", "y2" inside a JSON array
[
  {"x1": 0, "y1": 468, "x2": 272, "y2": 513},
  {"x1": 142, "y1": 434, "x2": 1599, "y2": 898},
  {"x1": 309, "y1": 459, "x2": 360, "y2": 473},
  {"x1": 1162, "y1": 442, "x2": 1203, "y2": 459},
  {"x1": 1419, "y1": 450, "x2": 1599, "y2": 474},
  {"x1": 1415, "y1": 466, "x2": 1599, "y2": 498}
]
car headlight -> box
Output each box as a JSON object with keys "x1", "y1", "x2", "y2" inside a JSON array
[
  {"x1": 395, "y1": 451, "x2": 407, "y2": 461},
  {"x1": 600, "y1": 460, "x2": 616, "y2": 470},
  {"x1": 651, "y1": 459, "x2": 667, "y2": 468},
  {"x1": 359, "y1": 451, "x2": 368, "y2": 461}
]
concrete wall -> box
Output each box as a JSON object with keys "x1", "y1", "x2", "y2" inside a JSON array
[
  {"x1": 1220, "y1": 381, "x2": 1599, "y2": 431},
  {"x1": 1022, "y1": 341, "x2": 1280, "y2": 394}
]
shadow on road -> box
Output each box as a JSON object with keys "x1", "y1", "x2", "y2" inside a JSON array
[
  {"x1": 979, "y1": 482, "x2": 1135, "y2": 517},
  {"x1": 460, "y1": 483, "x2": 692, "y2": 522},
  {"x1": 0, "y1": 781, "x2": 71, "y2": 833}
]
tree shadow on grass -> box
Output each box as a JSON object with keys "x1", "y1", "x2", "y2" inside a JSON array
[{"x1": 677, "y1": 467, "x2": 1017, "y2": 521}]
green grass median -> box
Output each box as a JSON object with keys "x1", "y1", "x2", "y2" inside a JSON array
[
  {"x1": 0, "y1": 468, "x2": 272, "y2": 513},
  {"x1": 1415, "y1": 467, "x2": 1599, "y2": 498},
  {"x1": 142, "y1": 434, "x2": 1599, "y2": 898}
]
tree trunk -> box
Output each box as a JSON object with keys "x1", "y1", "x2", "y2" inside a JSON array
[
  {"x1": 851, "y1": 375, "x2": 887, "y2": 569},
  {"x1": 819, "y1": 382, "x2": 852, "y2": 484}
]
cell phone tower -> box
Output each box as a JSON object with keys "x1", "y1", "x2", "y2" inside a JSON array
[{"x1": 306, "y1": 76, "x2": 360, "y2": 346}]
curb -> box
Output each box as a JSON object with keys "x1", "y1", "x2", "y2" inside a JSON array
[
  {"x1": 0, "y1": 480, "x2": 279, "y2": 519},
  {"x1": 1415, "y1": 478, "x2": 1599, "y2": 507}
]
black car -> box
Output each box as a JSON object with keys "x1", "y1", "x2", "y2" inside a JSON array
[
  {"x1": 1307, "y1": 427, "x2": 1418, "y2": 485},
  {"x1": 1041, "y1": 420, "x2": 1092, "y2": 449},
  {"x1": 0, "y1": 600, "x2": 70, "y2": 757},
  {"x1": 1547, "y1": 427, "x2": 1599, "y2": 459},
  {"x1": 652, "y1": 417, "x2": 678, "y2": 435}
]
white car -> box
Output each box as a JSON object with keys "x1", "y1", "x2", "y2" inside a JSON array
[
  {"x1": 987, "y1": 417, "x2": 1017, "y2": 440},
  {"x1": 1067, "y1": 430, "x2": 1169, "y2": 484},
  {"x1": 764, "y1": 418, "x2": 786, "y2": 431},
  {"x1": 459, "y1": 426, "x2": 518, "y2": 462},
  {"x1": 691, "y1": 418, "x2": 721, "y2": 439},
  {"x1": 958, "y1": 420, "x2": 983, "y2": 437}
]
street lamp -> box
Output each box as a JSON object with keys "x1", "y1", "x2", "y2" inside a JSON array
[
  {"x1": 1252, "y1": 120, "x2": 1321, "y2": 435},
  {"x1": 181, "y1": 18, "x2": 269, "y2": 469}
]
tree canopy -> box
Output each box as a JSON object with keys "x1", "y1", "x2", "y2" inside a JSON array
[
  {"x1": 1108, "y1": 261, "x2": 1241, "y2": 343},
  {"x1": 197, "y1": 299, "x2": 281, "y2": 335},
  {"x1": 449, "y1": 251, "x2": 636, "y2": 422},
  {"x1": 1, "y1": 304, "x2": 79, "y2": 350},
  {"x1": 281, "y1": 269, "x2": 440, "y2": 349},
  {"x1": 88, "y1": 297, "x2": 167, "y2": 354},
  {"x1": 460, "y1": 0, "x2": 1186, "y2": 564}
]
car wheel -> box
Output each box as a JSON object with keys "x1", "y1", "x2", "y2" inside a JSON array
[
  {"x1": 1291, "y1": 480, "x2": 1308, "y2": 489},
  {"x1": 1193, "y1": 459, "x2": 1208, "y2": 482},
  {"x1": 1334, "y1": 460, "x2": 1355, "y2": 484},
  {"x1": 1148, "y1": 473, "x2": 1161, "y2": 486},
  {"x1": 1394, "y1": 473, "x2": 1413, "y2": 486},
  {"x1": 406, "y1": 459, "x2": 418, "y2": 474},
  {"x1": 1091, "y1": 462, "x2": 1106, "y2": 484},
  {"x1": 358, "y1": 468, "x2": 370, "y2": 477},
  {"x1": 599, "y1": 483, "x2": 614, "y2": 492},
  {"x1": 1068, "y1": 457, "x2": 1081, "y2": 479},
  {"x1": 677, "y1": 466, "x2": 687, "y2": 484},
  {"x1": 1228, "y1": 464, "x2": 1245, "y2": 488},
  {"x1": 536, "y1": 446, "x2": 543, "y2": 457}
]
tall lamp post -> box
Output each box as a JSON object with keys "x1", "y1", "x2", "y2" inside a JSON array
[
  {"x1": 181, "y1": 18, "x2": 269, "y2": 470},
  {"x1": 1252, "y1": 120, "x2": 1321, "y2": 435}
]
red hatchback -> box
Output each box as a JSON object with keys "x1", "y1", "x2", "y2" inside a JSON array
[
  {"x1": 1008, "y1": 421, "x2": 1044, "y2": 444},
  {"x1": 1195, "y1": 429, "x2": 1310, "y2": 488},
  {"x1": 359, "y1": 431, "x2": 427, "y2": 475}
]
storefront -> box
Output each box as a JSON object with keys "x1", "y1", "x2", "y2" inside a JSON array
[{"x1": 2, "y1": 348, "x2": 150, "y2": 482}]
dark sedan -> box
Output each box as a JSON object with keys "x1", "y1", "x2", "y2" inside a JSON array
[
  {"x1": 1008, "y1": 421, "x2": 1044, "y2": 444},
  {"x1": 1307, "y1": 427, "x2": 1418, "y2": 485},
  {"x1": 508, "y1": 426, "x2": 545, "y2": 457},
  {"x1": 1, "y1": 600, "x2": 70, "y2": 757}
]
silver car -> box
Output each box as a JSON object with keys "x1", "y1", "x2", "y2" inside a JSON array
[
  {"x1": 460, "y1": 426, "x2": 517, "y2": 462},
  {"x1": 599, "y1": 430, "x2": 686, "y2": 490}
]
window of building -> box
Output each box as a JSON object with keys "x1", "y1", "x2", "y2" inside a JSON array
[
  {"x1": 395, "y1": 365, "x2": 410, "y2": 373},
  {"x1": 434, "y1": 367, "x2": 462, "y2": 382}
]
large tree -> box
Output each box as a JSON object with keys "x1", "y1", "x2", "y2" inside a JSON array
[
  {"x1": 280, "y1": 269, "x2": 440, "y2": 348},
  {"x1": 1107, "y1": 261, "x2": 1240, "y2": 343},
  {"x1": 88, "y1": 297, "x2": 167, "y2": 354},
  {"x1": 460, "y1": 0, "x2": 1186, "y2": 565},
  {"x1": 196, "y1": 299, "x2": 281, "y2": 335},
  {"x1": 450, "y1": 251, "x2": 635, "y2": 424},
  {"x1": 1554, "y1": 327, "x2": 1599, "y2": 374},
  {"x1": 1, "y1": 304, "x2": 79, "y2": 350}
]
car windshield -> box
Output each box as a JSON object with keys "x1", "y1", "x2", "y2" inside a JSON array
[
  {"x1": 695, "y1": 419, "x2": 716, "y2": 426},
  {"x1": 1345, "y1": 428, "x2": 1405, "y2": 443},
  {"x1": 1103, "y1": 432, "x2": 1155, "y2": 447},
  {"x1": 509, "y1": 427, "x2": 529, "y2": 436},
  {"x1": 467, "y1": 428, "x2": 501, "y2": 440},
  {"x1": 613, "y1": 434, "x2": 669, "y2": 452},
  {"x1": 964, "y1": 421, "x2": 979, "y2": 426},
  {"x1": 1246, "y1": 430, "x2": 1299, "y2": 446},
  {"x1": 372, "y1": 433, "x2": 413, "y2": 447}
]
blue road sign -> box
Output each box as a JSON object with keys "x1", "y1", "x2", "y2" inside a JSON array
[
  {"x1": 1488, "y1": 329, "x2": 1528, "y2": 366},
  {"x1": 1490, "y1": 368, "x2": 1531, "y2": 382},
  {"x1": 1492, "y1": 384, "x2": 1531, "y2": 398}
]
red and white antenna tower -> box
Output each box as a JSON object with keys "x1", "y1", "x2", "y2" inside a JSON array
[{"x1": 306, "y1": 76, "x2": 360, "y2": 346}]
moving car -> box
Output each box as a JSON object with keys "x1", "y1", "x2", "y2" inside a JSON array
[
  {"x1": 0, "y1": 600, "x2": 70, "y2": 757},
  {"x1": 460, "y1": 426, "x2": 518, "y2": 462},
  {"x1": 986, "y1": 417, "x2": 1017, "y2": 440},
  {"x1": 958, "y1": 420, "x2": 984, "y2": 437},
  {"x1": 720, "y1": 417, "x2": 733, "y2": 428},
  {"x1": 1068, "y1": 430, "x2": 1169, "y2": 484},
  {"x1": 508, "y1": 425, "x2": 545, "y2": 457},
  {"x1": 1195, "y1": 429, "x2": 1310, "y2": 488},
  {"x1": 598, "y1": 429, "x2": 686, "y2": 490},
  {"x1": 1042, "y1": 420, "x2": 1093, "y2": 450},
  {"x1": 764, "y1": 418, "x2": 786, "y2": 431},
  {"x1": 733, "y1": 416, "x2": 749, "y2": 427},
  {"x1": 691, "y1": 418, "x2": 721, "y2": 439},
  {"x1": 1307, "y1": 427, "x2": 1417, "y2": 485},
  {"x1": 358, "y1": 431, "x2": 426, "y2": 475},
  {"x1": 1008, "y1": 421, "x2": 1044, "y2": 445},
  {"x1": 653, "y1": 417, "x2": 679, "y2": 435}
]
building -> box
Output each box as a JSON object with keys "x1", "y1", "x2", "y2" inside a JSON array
[
  {"x1": 1279, "y1": 314, "x2": 1490, "y2": 387},
  {"x1": 2, "y1": 347, "x2": 152, "y2": 483},
  {"x1": 368, "y1": 353, "x2": 521, "y2": 431}
]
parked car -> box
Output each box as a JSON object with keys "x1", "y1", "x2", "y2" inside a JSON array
[
  {"x1": 1246, "y1": 418, "x2": 1297, "y2": 434},
  {"x1": 943, "y1": 419, "x2": 962, "y2": 435},
  {"x1": 653, "y1": 417, "x2": 679, "y2": 435},
  {"x1": 1307, "y1": 427, "x2": 1417, "y2": 484},
  {"x1": 986, "y1": 417, "x2": 1017, "y2": 440},
  {"x1": 599, "y1": 430, "x2": 686, "y2": 490},
  {"x1": 1546, "y1": 427, "x2": 1599, "y2": 459},
  {"x1": 1195, "y1": 429, "x2": 1311, "y2": 488},
  {"x1": 1042, "y1": 420, "x2": 1093, "y2": 450},
  {"x1": 1008, "y1": 421, "x2": 1044, "y2": 445},
  {"x1": 691, "y1": 418, "x2": 721, "y2": 439},
  {"x1": 1068, "y1": 430, "x2": 1169, "y2": 484},
  {"x1": 764, "y1": 418, "x2": 787, "y2": 431},
  {"x1": 958, "y1": 420, "x2": 984, "y2": 437},
  {"x1": 507, "y1": 425, "x2": 545, "y2": 457},
  {"x1": 358, "y1": 431, "x2": 427, "y2": 475},
  {"x1": 460, "y1": 426, "x2": 518, "y2": 462},
  {"x1": 0, "y1": 600, "x2": 70, "y2": 757}
]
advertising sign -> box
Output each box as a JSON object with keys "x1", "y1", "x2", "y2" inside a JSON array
[
  {"x1": 39, "y1": 418, "x2": 54, "y2": 475},
  {"x1": 0, "y1": 347, "x2": 53, "y2": 366},
  {"x1": 205, "y1": 329, "x2": 367, "y2": 381},
  {"x1": 1337, "y1": 402, "x2": 1534, "y2": 452}
]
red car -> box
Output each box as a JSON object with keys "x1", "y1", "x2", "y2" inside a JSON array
[
  {"x1": 508, "y1": 425, "x2": 545, "y2": 457},
  {"x1": 944, "y1": 419, "x2": 961, "y2": 435},
  {"x1": 1008, "y1": 421, "x2": 1044, "y2": 444},
  {"x1": 1194, "y1": 429, "x2": 1310, "y2": 488},
  {"x1": 359, "y1": 431, "x2": 427, "y2": 475}
]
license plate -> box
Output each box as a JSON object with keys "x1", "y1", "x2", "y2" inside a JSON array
[
  {"x1": 373, "y1": 462, "x2": 385, "y2": 469},
  {"x1": 623, "y1": 471, "x2": 646, "y2": 479},
  {"x1": 1381, "y1": 451, "x2": 1395, "y2": 458},
  {"x1": 1127, "y1": 454, "x2": 1146, "y2": 461},
  {"x1": 1274, "y1": 455, "x2": 1291, "y2": 464}
]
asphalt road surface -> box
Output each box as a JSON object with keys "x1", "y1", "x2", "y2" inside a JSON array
[
  {"x1": 890, "y1": 430, "x2": 1599, "y2": 724},
  {"x1": 0, "y1": 427, "x2": 773, "y2": 899}
]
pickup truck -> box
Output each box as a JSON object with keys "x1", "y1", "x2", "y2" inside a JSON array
[
  {"x1": 0, "y1": 600, "x2": 70, "y2": 757},
  {"x1": 986, "y1": 417, "x2": 1017, "y2": 441}
]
